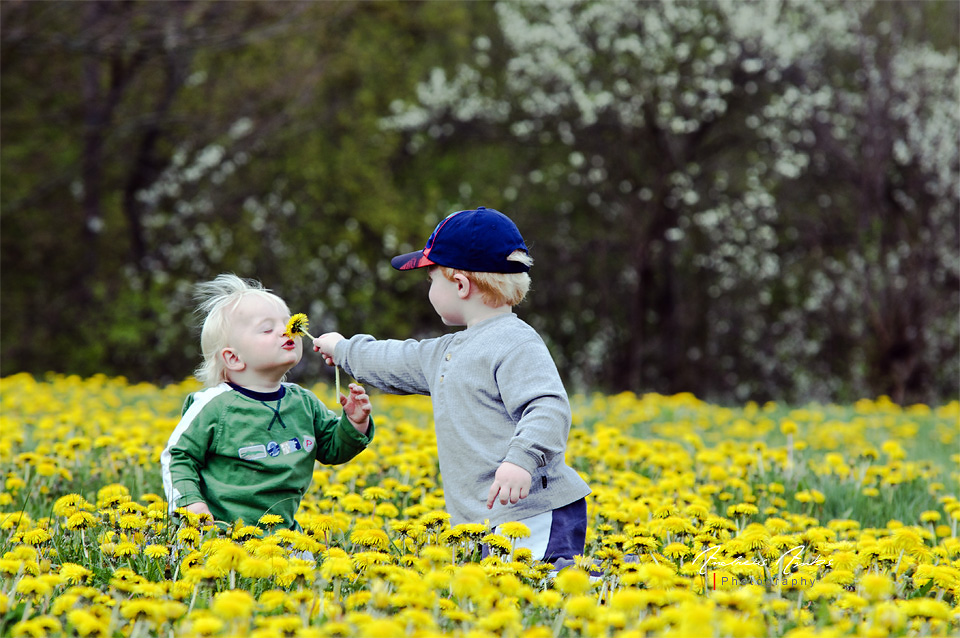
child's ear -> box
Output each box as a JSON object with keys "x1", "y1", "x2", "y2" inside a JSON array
[
  {"x1": 221, "y1": 348, "x2": 244, "y2": 371},
  {"x1": 453, "y1": 273, "x2": 472, "y2": 299}
]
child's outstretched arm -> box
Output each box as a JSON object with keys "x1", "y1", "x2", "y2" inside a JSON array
[{"x1": 341, "y1": 383, "x2": 371, "y2": 435}]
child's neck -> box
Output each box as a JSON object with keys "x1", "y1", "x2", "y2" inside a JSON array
[
  {"x1": 225, "y1": 370, "x2": 286, "y2": 394},
  {"x1": 465, "y1": 303, "x2": 512, "y2": 328}
]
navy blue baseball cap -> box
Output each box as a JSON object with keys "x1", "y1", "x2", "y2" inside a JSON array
[{"x1": 391, "y1": 207, "x2": 531, "y2": 273}]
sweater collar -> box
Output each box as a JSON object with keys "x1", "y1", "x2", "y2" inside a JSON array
[{"x1": 228, "y1": 382, "x2": 286, "y2": 402}]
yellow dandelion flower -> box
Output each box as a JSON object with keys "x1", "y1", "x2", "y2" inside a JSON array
[
  {"x1": 534, "y1": 590, "x2": 563, "y2": 609},
  {"x1": 211, "y1": 590, "x2": 256, "y2": 618},
  {"x1": 11, "y1": 618, "x2": 62, "y2": 638},
  {"x1": 554, "y1": 567, "x2": 593, "y2": 595},
  {"x1": 176, "y1": 527, "x2": 200, "y2": 545},
  {"x1": 637, "y1": 562, "x2": 677, "y2": 589},
  {"x1": 564, "y1": 594, "x2": 598, "y2": 619},
  {"x1": 805, "y1": 582, "x2": 844, "y2": 600},
  {"x1": 421, "y1": 545, "x2": 452, "y2": 564},
  {"x1": 609, "y1": 587, "x2": 646, "y2": 612},
  {"x1": 320, "y1": 556, "x2": 355, "y2": 580},
  {"x1": 284, "y1": 313, "x2": 314, "y2": 339},
  {"x1": 860, "y1": 573, "x2": 894, "y2": 601},
  {"x1": 66, "y1": 609, "x2": 107, "y2": 637},
  {"x1": 258, "y1": 590, "x2": 288, "y2": 613},
  {"x1": 727, "y1": 503, "x2": 759, "y2": 518},
  {"x1": 15, "y1": 576, "x2": 53, "y2": 598},
  {"x1": 350, "y1": 528, "x2": 390, "y2": 551},
  {"x1": 59, "y1": 563, "x2": 91, "y2": 584},
  {"x1": 481, "y1": 533, "x2": 512, "y2": 555},
  {"x1": 231, "y1": 525, "x2": 264, "y2": 541},
  {"x1": 498, "y1": 522, "x2": 531, "y2": 539},
  {"x1": 451, "y1": 563, "x2": 489, "y2": 599},
  {"x1": 362, "y1": 486, "x2": 390, "y2": 500},
  {"x1": 258, "y1": 514, "x2": 285, "y2": 527},
  {"x1": 237, "y1": 556, "x2": 273, "y2": 579},
  {"x1": 52, "y1": 494, "x2": 94, "y2": 518},
  {"x1": 190, "y1": 614, "x2": 224, "y2": 636},
  {"x1": 419, "y1": 510, "x2": 451, "y2": 528},
  {"x1": 902, "y1": 598, "x2": 951, "y2": 621},
  {"x1": 662, "y1": 542, "x2": 691, "y2": 559},
  {"x1": 64, "y1": 511, "x2": 98, "y2": 530},
  {"x1": 144, "y1": 544, "x2": 168, "y2": 559},
  {"x1": 22, "y1": 528, "x2": 51, "y2": 546}
]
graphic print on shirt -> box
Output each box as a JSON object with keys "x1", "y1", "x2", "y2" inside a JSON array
[
  {"x1": 240, "y1": 438, "x2": 306, "y2": 460},
  {"x1": 238, "y1": 445, "x2": 267, "y2": 460}
]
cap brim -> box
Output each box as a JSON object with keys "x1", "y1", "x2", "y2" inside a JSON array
[{"x1": 391, "y1": 251, "x2": 437, "y2": 271}]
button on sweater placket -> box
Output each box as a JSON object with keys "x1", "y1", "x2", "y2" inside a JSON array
[{"x1": 439, "y1": 350, "x2": 452, "y2": 384}]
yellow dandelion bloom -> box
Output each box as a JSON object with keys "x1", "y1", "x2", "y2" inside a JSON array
[
  {"x1": 16, "y1": 576, "x2": 53, "y2": 598},
  {"x1": 421, "y1": 545, "x2": 452, "y2": 564},
  {"x1": 258, "y1": 514, "x2": 285, "y2": 527},
  {"x1": 284, "y1": 313, "x2": 314, "y2": 339},
  {"x1": 350, "y1": 527, "x2": 390, "y2": 550},
  {"x1": 662, "y1": 542, "x2": 691, "y2": 559},
  {"x1": 22, "y1": 528, "x2": 51, "y2": 545},
  {"x1": 860, "y1": 573, "x2": 894, "y2": 601},
  {"x1": 901, "y1": 598, "x2": 951, "y2": 621},
  {"x1": 211, "y1": 590, "x2": 256, "y2": 618},
  {"x1": 237, "y1": 557, "x2": 273, "y2": 579},
  {"x1": 231, "y1": 525, "x2": 264, "y2": 541},
  {"x1": 144, "y1": 544, "x2": 168, "y2": 559},
  {"x1": 190, "y1": 614, "x2": 224, "y2": 636},
  {"x1": 258, "y1": 590, "x2": 289, "y2": 613},
  {"x1": 554, "y1": 567, "x2": 592, "y2": 595},
  {"x1": 64, "y1": 511, "x2": 98, "y2": 530},
  {"x1": 320, "y1": 556, "x2": 355, "y2": 580},
  {"x1": 362, "y1": 486, "x2": 390, "y2": 500},
  {"x1": 52, "y1": 494, "x2": 94, "y2": 517},
  {"x1": 564, "y1": 594, "x2": 598, "y2": 619},
  {"x1": 176, "y1": 527, "x2": 200, "y2": 545},
  {"x1": 481, "y1": 533, "x2": 512, "y2": 555},
  {"x1": 419, "y1": 510, "x2": 451, "y2": 528},
  {"x1": 451, "y1": 563, "x2": 488, "y2": 599},
  {"x1": 59, "y1": 563, "x2": 92, "y2": 584},
  {"x1": 637, "y1": 562, "x2": 677, "y2": 589},
  {"x1": 66, "y1": 609, "x2": 107, "y2": 637},
  {"x1": 498, "y1": 521, "x2": 532, "y2": 539}
]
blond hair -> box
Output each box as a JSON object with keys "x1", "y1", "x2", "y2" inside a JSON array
[
  {"x1": 438, "y1": 250, "x2": 533, "y2": 307},
  {"x1": 193, "y1": 274, "x2": 290, "y2": 387}
]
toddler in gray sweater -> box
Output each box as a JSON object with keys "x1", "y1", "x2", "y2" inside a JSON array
[{"x1": 313, "y1": 207, "x2": 591, "y2": 565}]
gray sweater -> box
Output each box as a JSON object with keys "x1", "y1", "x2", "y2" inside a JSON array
[{"x1": 335, "y1": 313, "x2": 591, "y2": 527}]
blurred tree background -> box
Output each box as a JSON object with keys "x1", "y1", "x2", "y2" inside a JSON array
[{"x1": 2, "y1": 0, "x2": 957, "y2": 405}]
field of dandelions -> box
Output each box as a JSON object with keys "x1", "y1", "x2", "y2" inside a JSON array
[{"x1": 0, "y1": 373, "x2": 958, "y2": 638}]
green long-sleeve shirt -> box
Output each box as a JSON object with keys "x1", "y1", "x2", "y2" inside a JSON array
[{"x1": 161, "y1": 382, "x2": 373, "y2": 529}]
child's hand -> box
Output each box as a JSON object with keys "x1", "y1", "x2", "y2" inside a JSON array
[
  {"x1": 185, "y1": 501, "x2": 213, "y2": 519},
  {"x1": 342, "y1": 383, "x2": 371, "y2": 434},
  {"x1": 313, "y1": 332, "x2": 345, "y2": 366},
  {"x1": 486, "y1": 462, "x2": 532, "y2": 509}
]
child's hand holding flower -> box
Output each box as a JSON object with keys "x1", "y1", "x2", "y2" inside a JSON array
[{"x1": 287, "y1": 314, "x2": 341, "y2": 402}]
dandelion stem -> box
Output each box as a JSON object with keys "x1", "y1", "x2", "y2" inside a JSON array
[{"x1": 551, "y1": 610, "x2": 566, "y2": 638}]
